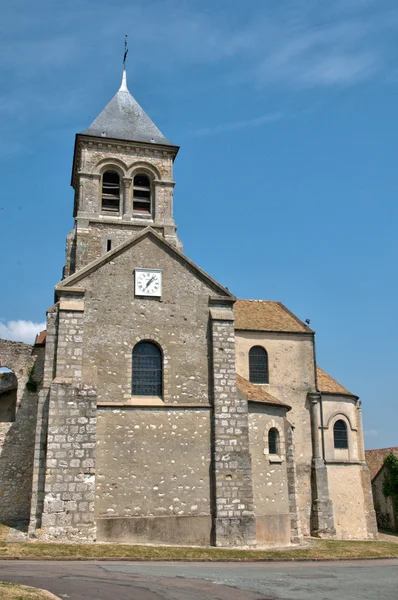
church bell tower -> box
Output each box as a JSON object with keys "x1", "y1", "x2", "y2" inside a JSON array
[{"x1": 65, "y1": 70, "x2": 181, "y2": 278}]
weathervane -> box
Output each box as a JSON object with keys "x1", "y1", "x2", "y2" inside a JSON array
[{"x1": 123, "y1": 34, "x2": 128, "y2": 70}]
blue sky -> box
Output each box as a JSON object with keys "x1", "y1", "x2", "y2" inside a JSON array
[{"x1": 0, "y1": 0, "x2": 396, "y2": 448}]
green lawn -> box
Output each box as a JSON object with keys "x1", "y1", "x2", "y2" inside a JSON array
[
  {"x1": 0, "y1": 538, "x2": 397, "y2": 561},
  {"x1": 0, "y1": 582, "x2": 52, "y2": 599}
]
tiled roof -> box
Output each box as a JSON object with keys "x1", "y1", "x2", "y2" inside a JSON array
[
  {"x1": 35, "y1": 330, "x2": 46, "y2": 346},
  {"x1": 317, "y1": 366, "x2": 355, "y2": 397},
  {"x1": 234, "y1": 300, "x2": 312, "y2": 333},
  {"x1": 236, "y1": 374, "x2": 290, "y2": 410},
  {"x1": 365, "y1": 447, "x2": 398, "y2": 481}
]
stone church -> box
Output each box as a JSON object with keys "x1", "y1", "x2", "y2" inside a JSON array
[{"x1": 0, "y1": 70, "x2": 377, "y2": 546}]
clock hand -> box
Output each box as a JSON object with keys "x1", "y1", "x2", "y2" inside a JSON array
[{"x1": 145, "y1": 276, "x2": 155, "y2": 289}]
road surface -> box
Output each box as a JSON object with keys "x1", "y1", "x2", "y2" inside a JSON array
[{"x1": 0, "y1": 559, "x2": 397, "y2": 599}]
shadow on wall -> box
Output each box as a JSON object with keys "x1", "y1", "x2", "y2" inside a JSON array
[
  {"x1": 0, "y1": 340, "x2": 44, "y2": 529},
  {"x1": 0, "y1": 371, "x2": 17, "y2": 422}
]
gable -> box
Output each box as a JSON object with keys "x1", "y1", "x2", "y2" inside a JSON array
[{"x1": 56, "y1": 228, "x2": 234, "y2": 301}]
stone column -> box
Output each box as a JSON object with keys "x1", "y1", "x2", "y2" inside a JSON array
[
  {"x1": 356, "y1": 401, "x2": 378, "y2": 538},
  {"x1": 286, "y1": 424, "x2": 302, "y2": 542},
  {"x1": 309, "y1": 392, "x2": 335, "y2": 537},
  {"x1": 122, "y1": 177, "x2": 132, "y2": 218},
  {"x1": 356, "y1": 401, "x2": 366, "y2": 462},
  {"x1": 210, "y1": 307, "x2": 256, "y2": 547},
  {"x1": 38, "y1": 294, "x2": 98, "y2": 542}
]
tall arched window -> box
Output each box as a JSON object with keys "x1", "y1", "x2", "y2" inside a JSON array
[
  {"x1": 333, "y1": 420, "x2": 348, "y2": 449},
  {"x1": 268, "y1": 427, "x2": 279, "y2": 455},
  {"x1": 249, "y1": 346, "x2": 269, "y2": 384},
  {"x1": 132, "y1": 341, "x2": 162, "y2": 397},
  {"x1": 133, "y1": 174, "x2": 151, "y2": 214},
  {"x1": 101, "y1": 170, "x2": 120, "y2": 213}
]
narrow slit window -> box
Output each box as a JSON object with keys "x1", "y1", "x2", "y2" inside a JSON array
[
  {"x1": 249, "y1": 346, "x2": 269, "y2": 384},
  {"x1": 132, "y1": 341, "x2": 162, "y2": 397},
  {"x1": 106, "y1": 239, "x2": 112, "y2": 252},
  {"x1": 102, "y1": 171, "x2": 120, "y2": 213},
  {"x1": 268, "y1": 427, "x2": 279, "y2": 455},
  {"x1": 133, "y1": 174, "x2": 151, "y2": 214},
  {"x1": 333, "y1": 420, "x2": 348, "y2": 449}
]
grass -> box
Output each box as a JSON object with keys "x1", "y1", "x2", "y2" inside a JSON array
[
  {"x1": 0, "y1": 538, "x2": 397, "y2": 561},
  {"x1": 0, "y1": 582, "x2": 51, "y2": 599}
]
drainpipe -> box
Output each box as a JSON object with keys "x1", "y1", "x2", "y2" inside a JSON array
[{"x1": 312, "y1": 332, "x2": 326, "y2": 463}]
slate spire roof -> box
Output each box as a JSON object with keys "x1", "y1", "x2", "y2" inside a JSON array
[{"x1": 81, "y1": 70, "x2": 174, "y2": 146}]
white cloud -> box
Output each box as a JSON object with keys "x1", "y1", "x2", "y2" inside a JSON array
[
  {"x1": 364, "y1": 429, "x2": 379, "y2": 437},
  {"x1": 0, "y1": 320, "x2": 46, "y2": 344}
]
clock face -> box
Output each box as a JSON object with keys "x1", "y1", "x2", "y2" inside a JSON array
[{"x1": 135, "y1": 269, "x2": 162, "y2": 297}]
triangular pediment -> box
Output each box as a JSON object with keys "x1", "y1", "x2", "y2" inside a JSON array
[{"x1": 56, "y1": 227, "x2": 235, "y2": 300}]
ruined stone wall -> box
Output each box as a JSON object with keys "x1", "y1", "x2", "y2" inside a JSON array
[
  {"x1": 96, "y1": 408, "x2": 212, "y2": 545},
  {"x1": 248, "y1": 405, "x2": 290, "y2": 545},
  {"x1": 0, "y1": 339, "x2": 44, "y2": 524},
  {"x1": 372, "y1": 469, "x2": 397, "y2": 532},
  {"x1": 235, "y1": 331, "x2": 315, "y2": 536}
]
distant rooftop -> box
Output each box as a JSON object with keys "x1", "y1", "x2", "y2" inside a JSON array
[{"x1": 81, "y1": 71, "x2": 174, "y2": 146}]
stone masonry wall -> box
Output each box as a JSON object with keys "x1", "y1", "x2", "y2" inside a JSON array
[
  {"x1": 327, "y1": 464, "x2": 369, "y2": 539},
  {"x1": 235, "y1": 331, "x2": 315, "y2": 536},
  {"x1": 248, "y1": 406, "x2": 290, "y2": 545},
  {"x1": 40, "y1": 381, "x2": 97, "y2": 541},
  {"x1": 96, "y1": 408, "x2": 212, "y2": 545},
  {"x1": 79, "y1": 236, "x2": 218, "y2": 404},
  {"x1": 0, "y1": 339, "x2": 43, "y2": 524},
  {"x1": 68, "y1": 139, "x2": 180, "y2": 276},
  {"x1": 372, "y1": 469, "x2": 397, "y2": 532},
  {"x1": 211, "y1": 312, "x2": 256, "y2": 547}
]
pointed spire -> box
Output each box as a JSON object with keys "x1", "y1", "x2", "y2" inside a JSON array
[
  {"x1": 81, "y1": 57, "x2": 174, "y2": 146},
  {"x1": 119, "y1": 69, "x2": 128, "y2": 92}
]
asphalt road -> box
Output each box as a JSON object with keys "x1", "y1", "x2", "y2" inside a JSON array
[{"x1": 0, "y1": 559, "x2": 397, "y2": 600}]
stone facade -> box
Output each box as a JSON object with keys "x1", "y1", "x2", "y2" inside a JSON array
[{"x1": 0, "y1": 72, "x2": 378, "y2": 545}]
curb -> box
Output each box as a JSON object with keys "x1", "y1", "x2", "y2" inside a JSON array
[{"x1": 0, "y1": 555, "x2": 397, "y2": 562}]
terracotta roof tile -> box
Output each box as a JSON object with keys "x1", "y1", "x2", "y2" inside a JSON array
[
  {"x1": 235, "y1": 300, "x2": 312, "y2": 333},
  {"x1": 365, "y1": 447, "x2": 398, "y2": 481},
  {"x1": 317, "y1": 366, "x2": 355, "y2": 397},
  {"x1": 35, "y1": 330, "x2": 47, "y2": 346},
  {"x1": 236, "y1": 374, "x2": 290, "y2": 410}
]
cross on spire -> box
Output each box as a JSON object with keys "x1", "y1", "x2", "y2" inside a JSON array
[{"x1": 123, "y1": 34, "x2": 128, "y2": 70}]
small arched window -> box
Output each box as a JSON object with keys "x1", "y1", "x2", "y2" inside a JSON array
[
  {"x1": 133, "y1": 174, "x2": 151, "y2": 214},
  {"x1": 132, "y1": 341, "x2": 162, "y2": 397},
  {"x1": 268, "y1": 427, "x2": 279, "y2": 455},
  {"x1": 333, "y1": 419, "x2": 348, "y2": 449},
  {"x1": 249, "y1": 346, "x2": 269, "y2": 384},
  {"x1": 102, "y1": 170, "x2": 120, "y2": 213}
]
